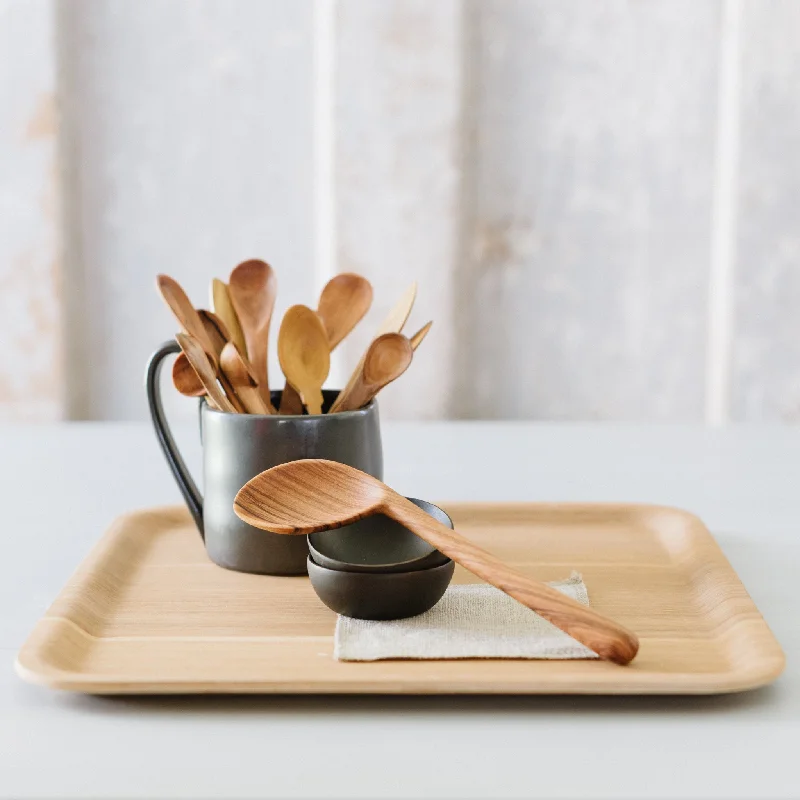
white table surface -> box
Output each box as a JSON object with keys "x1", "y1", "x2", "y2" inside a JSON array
[{"x1": 0, "y1": 422, "x2": 797, "y2": 799}]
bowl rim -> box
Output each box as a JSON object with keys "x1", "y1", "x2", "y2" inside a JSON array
[{"x1": 306, "y1": 497, "x2": 453, "y2": 572}]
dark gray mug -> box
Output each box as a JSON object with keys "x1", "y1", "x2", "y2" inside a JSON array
[{"x1": 145, "y1": 341, "x2": 383, "y2": 575}]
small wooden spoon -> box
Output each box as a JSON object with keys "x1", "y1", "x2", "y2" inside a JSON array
[
  {"x1": 409, "y1": 320, "x2": 432, "y2": 351},
  {"x1": 157, "y1": 275, "x2": 216, "y2": 358},
  {"x1": 175, "y1": 333, "x2": 235, "y2": 413},
  {"x1": 197, "y1": 310, "x2": 246, "y2": 413},
  {"x1": 219, "y1": 342, "x2": 269, "y2": 415},
  {"x1": 227, "y1": 259, "x2": 277, "y2": 405},
  {"x1": 172, "y1": 353, "x2": 205, "y2": 399},
  {"x1": 331, "y1": 282, "x2": 416, "y2": 413},
  {"x1": 317, "y1": 273, "x2": 373, "y2": 349},
  {"x1": 278, "y1": 305, "x2": 330, "y2": 415},
  {"x1": 211, "y1": 278, "x2": 247, "y2": 355},
  {"x1": 329, "y1": 333, "x2": 412, "y2": 413},
  {"x1": 234, "y1": 459, "x2": 640, "y2": 666},
  {"x1": 279, "y1": 274, "x2": 373, "y2": 414}
]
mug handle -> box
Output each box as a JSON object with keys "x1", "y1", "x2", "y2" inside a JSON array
[{"x1": 145, "y1": 341, "x2": 204, "y2": 538}]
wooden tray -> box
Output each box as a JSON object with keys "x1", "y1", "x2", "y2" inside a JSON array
[{"x1": 16, "y1": 504, "x2": 784, "y2": 694}]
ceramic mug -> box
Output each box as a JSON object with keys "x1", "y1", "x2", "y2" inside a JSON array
[{"x1": 145, "y1": 340, "x2": 383, "y2": 575}]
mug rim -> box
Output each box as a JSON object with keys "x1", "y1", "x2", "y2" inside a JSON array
[{"x1": 201, "y1": 395, "x2": 378, "y2": 419}]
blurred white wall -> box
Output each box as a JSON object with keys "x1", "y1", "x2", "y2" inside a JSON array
[{"x1": 2, "y1": 0, "x2": 800, "y2": 423}]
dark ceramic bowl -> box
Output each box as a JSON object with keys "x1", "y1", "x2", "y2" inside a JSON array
[
  {"x1": 307, "y1": 555, "x2": 455, "y2": 620},
  {"x1": 307, "y1": 498, "x2": 452, "y2": 574}
]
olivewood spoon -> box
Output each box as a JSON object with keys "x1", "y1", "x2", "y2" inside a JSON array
[
  {"x1": 317, "y1": 273, "x2": 373, "y2": 349},
  {"x1": 219, "y1": 342, "x2": 269, "y2": 415},
  {"x1": 172, "y1": 353, "x2": 206, "y2": 399},
  {"x1": 331, "y1": 282, "x2": 417, "y2": 413},
  {"x1": 228, "y1": 259, "x2": 277, "y2": 406},
  {"x1": 234, "y1": 460, "x2": 640, "y2": 665},
  {"x1": 211, "y1": 278, "x2": 247, "y2": 356},
  {"x1": 157, "y1": 275, "x2": 216, "y2": 358},
  {"x1": 197, "y1": 310, "x2": 246, "y2": 413},
  {"x1": 328, "y1": 333, "x2": 412, "y2": 413},
  {"x1": 175, "y1": 333, "x2": 235, "y2": 413},
  {"x1": 280, "y1": 273, "x2": 374, "y2": 414},
  {"x1": 278, "y1": 305, "x2": 330, "y2": 415}
]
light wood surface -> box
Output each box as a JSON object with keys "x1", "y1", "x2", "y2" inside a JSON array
[
  {"x1": 210, "y1": 278, "x2": 247, "y2": 356},
  {"x1": 329, "y1": 333, "x2": 413, "y2": 413},
  {"x1": 15, "y1": 501, "x2": 784, "y2": 694},
  {"x1": 219, "y1": 342, "x2": 270, "y2": 415},
  {"x1": 235, "y1": 460, "x2": 638, "y2": 663},
  {"x1": 227, "y1": 259, "x2": 277, "y2": 404},
  {"x1": 332, "y1": 282, "x2": 417, "y2": 412},
  {"x1": 277, "y1": 305, "x2": 330, "y2": 415},
  {"x1": 317, "y1": 273, "x2": 373, "y2": 349},
  {"x1": 175, "y1": 333, "x2": 235, "y2": 413}
]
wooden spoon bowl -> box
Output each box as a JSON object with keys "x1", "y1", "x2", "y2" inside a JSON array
[{"x1": 278, "y1": 305, "x2": 330, "y2": 415}]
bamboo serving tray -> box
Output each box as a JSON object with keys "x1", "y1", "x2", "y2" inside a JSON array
[{"x1": 16, "y1": 504, "x2": 784, "y2": 694}]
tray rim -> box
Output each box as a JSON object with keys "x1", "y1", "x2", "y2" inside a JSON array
[{"x1": 15, "y1": 502, "x2": 786, "y2": 695}]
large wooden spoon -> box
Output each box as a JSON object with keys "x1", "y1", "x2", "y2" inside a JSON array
[
  {"x1": 317, "y1": 273, "x2": 373, "y2": 349},
  {"x1": 175, "y1": 333, "x2": 235, "y2": 413},
  {"x1": 331, "y1": 282, "x2": 417, "y2": 412},
  {"x1": 219, "y1": 342, "x2": 269, "y2": 415},
  {"x1": 227, "y1": 259, "x2": 277, "y2": 406},
  {"x1": 278, "y1": 305, "x2": 330, "y2": 415},
  {"x1": 328, "y1": 333, "x2": 412, "y2": 413},
  {"x1": 234, "y1": 460, "x2": 640, "y2": 665},
  {"x1": 211, "y1": 278, "x2": 247, "y2": 355}
]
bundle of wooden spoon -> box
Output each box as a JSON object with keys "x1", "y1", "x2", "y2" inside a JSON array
[{"x1": 157, "y1": 261, "x2": 431, "y2": 415}]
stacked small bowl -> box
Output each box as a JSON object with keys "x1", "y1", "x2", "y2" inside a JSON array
[{"x1": 306, "y1": 499, "x2": 455, "y2": 620}]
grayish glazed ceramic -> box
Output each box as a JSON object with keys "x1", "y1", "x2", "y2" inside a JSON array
[
  {"x1": 146, "y1": 340, "x2": 383, "y2": 575},
  {"x1": 307, "y1": 556, "x2": 455, "y2": 620},
  {"x1": 307, "y1": 498, "x2": 452, "y2": 573}
]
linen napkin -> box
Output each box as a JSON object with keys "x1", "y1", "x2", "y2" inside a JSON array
[{"x1": 334, "y1": 572, "x2": 599, "y2": 661}]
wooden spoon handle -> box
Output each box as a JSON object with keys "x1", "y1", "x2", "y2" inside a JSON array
[
  {"x1": 329, "y1": 373, "x2": 373, "y2": 413},
  {"x1": 279, "y1": 383, "x2": 304, "y2": 414},
  {"x1": 385, "y1": 498, "x2": 639, "y2": 665}
]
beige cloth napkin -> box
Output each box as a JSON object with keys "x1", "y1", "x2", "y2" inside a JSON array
[{"x1": 334, "y1": 572, "x2": 599, "y2": 661}]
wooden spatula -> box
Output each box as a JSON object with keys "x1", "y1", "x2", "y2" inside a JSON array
[
  {"x1": 211, "y1": 278, "x2": 247, "y2": 356},
  {"x1": 234, "y1": 459, "x2": 640, "y2": 665}
]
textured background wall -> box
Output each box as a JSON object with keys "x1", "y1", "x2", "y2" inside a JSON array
[{"x1": 2, "y1": 0, "x2": 798, "y2": 423}]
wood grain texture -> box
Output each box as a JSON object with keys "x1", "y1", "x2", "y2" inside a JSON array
[
  {"x1": 228, "y1": 259, "x2": 277, "y2": 403},
  {"x1": 732, "y1": 0, "x2": 800, "y2": 421},
  {"x1": 329, "y1": 333, "x2": 413, "y2": 413},
  {"x1": 211, "y1": 279, "x2": 247, "y2": 357},
  {"x1": 234, "y1": 459, "x2": 637, "y2": 664},
  {"x1": 16, "y1": 502, "x2": 784, "y2": 693},
  {"x1": 454, "y1": 0, "x2": 718, "y2": 420}
]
